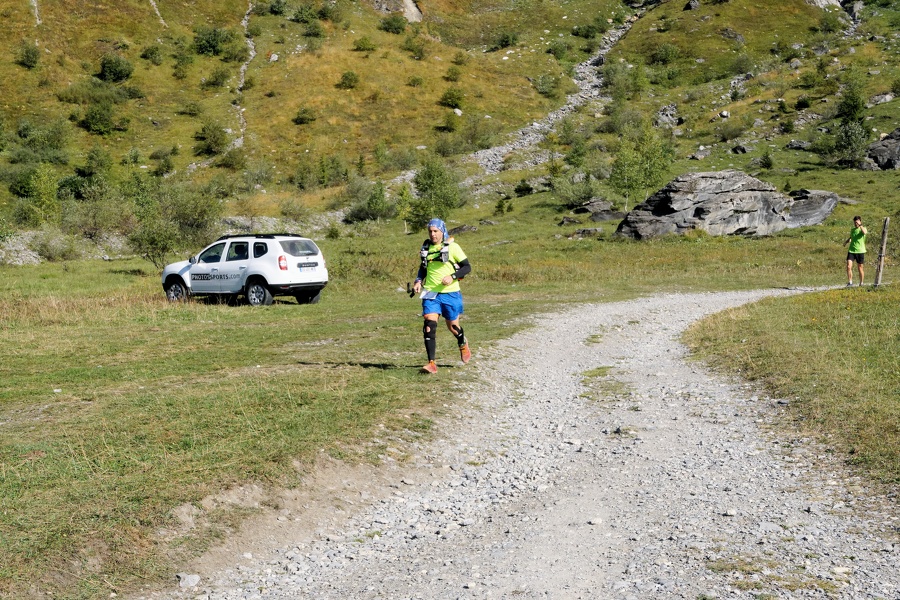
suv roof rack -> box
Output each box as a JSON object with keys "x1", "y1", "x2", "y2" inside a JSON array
[{"x1": 216, "y1": 233, "x2": 305, "y2": 241}]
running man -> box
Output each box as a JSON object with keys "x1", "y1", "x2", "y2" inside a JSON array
[
  {"x1": 412, "y1": 218, "x2": 472, "y2": 374},
  {"x1": 844, "y1": 215, "x2": 867, "y2": 286}
]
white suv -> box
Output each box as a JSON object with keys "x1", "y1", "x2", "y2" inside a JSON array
[{"x1": 162, "y1": 233, "x2": 328, "y2": 306}]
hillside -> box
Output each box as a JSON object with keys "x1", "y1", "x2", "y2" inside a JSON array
[{"x1": 1, "y1": 0, "x2": 897, "y2": 258}]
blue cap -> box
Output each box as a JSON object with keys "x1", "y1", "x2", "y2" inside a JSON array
[{"x1": 427, "y1": 218, "x2": 448, "y2": 239}]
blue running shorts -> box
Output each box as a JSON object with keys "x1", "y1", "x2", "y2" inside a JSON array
[{"x1": 422, "y1": 291, "x2": 464, "y2": 320}]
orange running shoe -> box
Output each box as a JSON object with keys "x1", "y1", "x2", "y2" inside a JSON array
[
  {"x1": 459, "y1": 340, "x2": 471, "y2": 364},
  {"x1": 421, "y1": 360, "x2": 438, "y2": 374}
]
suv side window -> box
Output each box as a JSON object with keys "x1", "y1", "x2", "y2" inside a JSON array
[
  {"x1": 199, "y1": 242, "x2": 226, "y2": 264},
  {"x1": 227, "y1": 242, "x2": 249, "y2": 261},
  {"x1": 253, "y1": 242, "x2": 268, "y2": 258}
]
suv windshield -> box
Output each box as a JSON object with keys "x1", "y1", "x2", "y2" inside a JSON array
[{"x1": 280, "y1": 239, "x2": 319, "y2": 257}]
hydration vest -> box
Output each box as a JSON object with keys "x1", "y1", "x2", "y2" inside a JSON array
[{"x1": 420, "y1": 237, "x2": 461, "y2": 276}]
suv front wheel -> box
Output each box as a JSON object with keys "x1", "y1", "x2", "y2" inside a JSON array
[
  {"x1": 165, "y1": 279, "x2": 188, "y2": 302},
  {"x1": 246, "y1": 280, "x2": 274, "y2": 306}
]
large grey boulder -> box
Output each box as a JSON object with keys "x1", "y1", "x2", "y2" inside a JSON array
[
  {"x1": 866, "y1": 128, "x2": 900, "y2": 170},
  {"x1": 615, "y1": 170, "x2": 838, "y2": 239}
]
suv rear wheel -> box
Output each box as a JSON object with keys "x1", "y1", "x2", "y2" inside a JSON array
[
  {"x1": 246, "y1": 280, "x2": 274, "y2": 306},
  {"x1": 295, "y1": 290, "x2": 322, "y2": 305}
]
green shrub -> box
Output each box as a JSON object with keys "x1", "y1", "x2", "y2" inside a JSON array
[
  {"x1": 444, "y1": 66, "x2": 461, "y2": 82},
  {"x1": 572, "y1": 23, "x2": 600, "y2": 39},
  {"x1": 140, "y1": 44, "x2": 164, "y2": 65},
  {"x1": 57, "y1": 78, "x2": 130, "y2": 106},
  {"x1": 28, "y1": 227, "x2": 81, "y2": 261},
  {"x1": 202, "y1": 66, "x2": 231, "y2": 89},
  {"x1": 336, "y1": 71, "x2": 359, "y2": 89},
  {"x1": 222, "y1": 42, "x2": 250, "y2": 63},
  {"x1": 494, "y1": 31, "x2": 518, "y2": 49},
  {"x1": 715, "y1": 120, "x2": 746, "y2": 142},
  {"x1": 193, "y1": 121, "x2": 229, "y2": 155},
  {"x1": 16, "y1": 40, "x2": 40, "y2": 69},
  {"x1": 317, "y1": 1, "x2": 345, "y2": 22},
  {"x1": 193, "y1": 26, "x2": 236, "y2": 55},
  {"x1": 217, "y1": 148, "x2": 246, "y2": 170},
  {"x1": 407, "y1": 75, "x2": 424, "y2": 87},
  {"x1": 401, "y1": 35, "x2": 426, "y2": 60},
  {"x1": 760, "y1": 150, "x2": 774, "y2": 169},
  {"x1": 379, "y1": 14, "x2": 407, "y2": 34},
  {"x1": 278, "y1": 196, "x2": 309, "y2": 221},
  {"x1": 514, "y1": 179, "x2": 534, "y2": 196},
  {"x1": 81, "y1": 102, "x2": 115, "y2": 135},
  {"x1": 345, "y1": 181, "x2": 395, "y2": 222},
  {"x1": 439, "y1": 87, "x2": 463, "y2": 109},
  {"x1": 304, "y1": 21, "x2": 325, "y2": 38},
  {"x1": 533, "y1": 74, "x2": 561, "y2": 99},
  {"x1": 650, "y1": 43, "x2": 680, "y2": 65},
  {"x1": 547, "y1": 39, "x2": 570, "y2": 61},
  {"x1": 452, "y1": 51, "x2": 470, "y2": 66},
  {"x1": 795, "y1": 95, "x2": 811, "y2": 110},
  {"x1": 293, "y1": 106, "x2": 317, "y2": 124},
  {"x1": 353, "y1": 36, "x2": 376, "y2": 52},
  {"x1": 781, "y1": 119, "x2": 795, "y2": 134},
  {"x1": 410, "y1": 155, "x2": 464, "y2": 223},
  {"x1": 269, "y1": 0, "x2": 288, "y2": 15},
  {"x1": 98, "y1": 53, "x2": 133, "y2": 82},
  {"x1": 292, "y1": 4, "x2": 318, "y2": 23}
]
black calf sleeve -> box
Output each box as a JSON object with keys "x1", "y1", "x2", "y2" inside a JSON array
[
  {"x1": 450, "y1": 324, "x2": 466, "y2": 346},
  {"x1": 423, "y1": 319, "x2": 437, "y2": 361}
]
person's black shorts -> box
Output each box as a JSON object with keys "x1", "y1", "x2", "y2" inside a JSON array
[{"x1": 847, "y1": 252, "x2": 865, "y2": 264}]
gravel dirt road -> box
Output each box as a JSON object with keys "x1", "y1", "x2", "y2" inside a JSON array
[{"x1": 139, "y1": 289, "x2": 899, "y2": 600}]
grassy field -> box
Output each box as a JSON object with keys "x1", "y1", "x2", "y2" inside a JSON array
[{"x1": 2, "y1": 188, "x2": 895, "y2": 598}]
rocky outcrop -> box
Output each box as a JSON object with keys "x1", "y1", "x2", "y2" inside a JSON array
[
  {"x1": 615, "y1": 171, "x2": 838, "y2": 239},
  {"x1": 866, "y1": 128, "x2": 900, "y2": 170},
  {"x1": 572, "y1": 199, "x2": 626, "y2": 222}
]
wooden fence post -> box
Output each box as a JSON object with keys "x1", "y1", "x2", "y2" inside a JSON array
[{"x1": 873, "y1": 216, "x2": 889, "y2": 288}]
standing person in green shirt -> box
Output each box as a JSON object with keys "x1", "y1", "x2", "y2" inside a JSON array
[
  {"x1": 844, "y1": 215, "x2": 868, "y2": 287},
  {"x1": 412, "y1": 218, "x2": 472, "y2": 374}
]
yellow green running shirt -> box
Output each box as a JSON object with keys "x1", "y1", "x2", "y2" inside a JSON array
[{"x1": 422, "y1": 241, "x2": 467, "y2": 293}]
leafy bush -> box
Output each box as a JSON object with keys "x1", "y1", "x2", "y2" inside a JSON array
[
  {"x1": 269, "y1": 0, "x2": 288, "y2": 15},
  {"x1": 336, "y1": 71, "x2": 359, "y2": 89},
  {"x1": 140, "y1": 44, "x2": 164, "y2": 65},
  {"x1": 293, "y1": 107, "x2": 317, "y2": 124},
  {"x1": 533, "y1": 74, "x2": 561, "y2": 99},
  {"x1": 304, "y1": 21, "x2": 325, "y2": 38},
  {"x1": 650, "y1": 43, "x2": 681, "y2": 65},
  {"x1": 401, "y1": 35, "x2": 426, "y2": 60},
  {"x1": 292, "y1": 4, "x2": 318, "y2": 23},
  {"x1": 715, "y1": 119, "x2": 746, "y2": 142},
  {"x1": 760, "y1": 150, "x2": 774, "y2": 169},
  {"x1": 28, "y1": 227, "x2": 81, "y2": 261},
  {"x1": 494, "y1": 31, "x2": 518, "y2": 49},
  {"x1": 345, "y1": 181, "x2": 395, "y2": 223},
  {"x1": 407, "y1": 75, "x2": 424, "y2": 87},
  {"x1": 353, "y1": 36, "x2": 376, "y2": 52},
  {"x1": 57, "y1": 78, "x2": 130, "y2": 106},
  {"x1": 452, "y1": 51, "x2": 470, "y2": 66},
  {"x1": 548, "y1": 40, "x2": 570, "y2": 61},
  {"x1": 317, "y1": 1, "x2": 345, "y2": 22},
  {"x1": 16, "y1": 41, "x2": 40, "y2": 69},
  {"x1": 445, "y1": 66, "x2": 462, "y2": 82},
  {"x1": 202, "y1": 66, "x2": 231, "y2": 89},
  {"x1": 795, "y1": 95, "x2": 811, "y2": 110},
  {"x1": 193, "y1": 26, "x2": 236, "y2": 55},
  {"x1": 379, "y1": 14, "x2": 407, "y2": 34},
  {"x1": 222, "y1": 42, "x2": 250, "y2": 63},
  {"x1": 193, "y1": 121, "x2": 229, "y2": 155},
  {"x1": 410, "y1": 155, "x2": 464, "y2": 224},
  {"x1": 439, "y1": 87, "x2": 464, "y2": 109},
  {"x1": 97, "y1": 53, "x2": 133, "y2": 82},
  {"x1": 217, "y1": 148, "x2": 247, "y2": 170},
  {"x1": 81, "y1": 102, "x2": 115, "y2": 135},
  {"x1": 514, "y1": 179, "x2": 534, "y2": 196}
]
